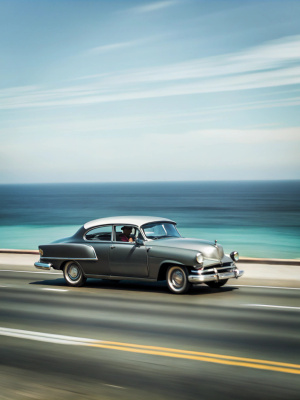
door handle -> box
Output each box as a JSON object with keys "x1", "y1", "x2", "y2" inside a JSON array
[{"x1": 110, "y1": 245, "x2": 115, "y2": 249}]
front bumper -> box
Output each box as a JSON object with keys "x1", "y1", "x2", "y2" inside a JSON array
[
  {"x1": 34, "y1": 262, "x2": 52, "y2": 270},
  {"x1": 188, "y1": 265, "x2": 244, "y2": 284}
]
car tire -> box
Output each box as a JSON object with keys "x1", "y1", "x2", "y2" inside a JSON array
[
  {"x1": 206, "y1": 279, "x2": 228, "y2": 289},
  {"x1": 63, "y1": 261, "x2": 86, "y2": 287},
  {"x1": 166, "y1": 265, "x2": 191, "y2": 294}
]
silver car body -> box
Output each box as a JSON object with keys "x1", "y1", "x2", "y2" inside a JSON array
[{"x1": 34, "y1": 216, "x2": 244, "y2": 292}]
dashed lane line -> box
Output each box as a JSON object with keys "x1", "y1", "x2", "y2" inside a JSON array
[
  {"x1": 0, "y1": 269, "x2": 61, "y2": 274},
  {"x1": 0, "y1": 285, "x2": 68, "y2": 292},
  {"x1": 0, "y1": 327, "x2": 96, "y2": 345},
  {"x1": 103, "y1": 385, "x2": 125, "y2": 389},
  {"x1": 245, "y1": 304, "x2": 300, "y2": 310},
  {"x1": 230, "y1": 285, "x2": 300, "y2": 290}
]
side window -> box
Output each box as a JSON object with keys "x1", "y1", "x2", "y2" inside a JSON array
[
  {"x1": 114, "y1": 226, "x2": 141, "y2": 242},
  {"x1": 85, "y1": 226, "x2": 112, "y2": 241}
]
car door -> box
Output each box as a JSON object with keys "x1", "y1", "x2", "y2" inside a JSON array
[
  {"x1": 83, "y1": 225, "x2": 112, "y2": 275},
  {"x1": 109, "y1": 225, "x2": 148, "y2": 277}
]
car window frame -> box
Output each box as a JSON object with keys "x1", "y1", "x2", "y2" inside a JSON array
[{"x1": 112, "y1": 224, "x2": 146, "y2": 244}]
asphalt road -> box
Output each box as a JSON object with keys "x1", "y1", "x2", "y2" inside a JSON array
[{"x1": 0, "y1": 263, "x2": 299, "y2": 400}]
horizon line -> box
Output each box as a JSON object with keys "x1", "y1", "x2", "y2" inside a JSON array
[{"x1": 0, "y1": 179, "x2": 299, "y2": 185}]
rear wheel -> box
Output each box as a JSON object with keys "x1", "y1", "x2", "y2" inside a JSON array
[
  {"x1": 166, "y1": 265, "x2": 191, "y2": 294},
  {"x1": 206, "y1": 279, "x2": 228, "y2": 289},
  {"x1": 63, "y1": 261, "x2": 86, "y2": 287}
]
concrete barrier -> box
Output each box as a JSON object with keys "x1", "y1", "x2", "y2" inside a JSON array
[
  {"x1": 239, "y1": 257, "x2": 300, "y2": 266},
  {"x1": 0, "y1": 249, "x2": 39, "y2": 255}
]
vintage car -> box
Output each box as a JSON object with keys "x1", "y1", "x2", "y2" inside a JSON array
[{"x1": 34, "y1": 216, "x2": 244, "y2": 294}]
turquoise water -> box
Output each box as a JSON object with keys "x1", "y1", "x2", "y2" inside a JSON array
[
  {"x1": 0, "y1": 181, "x2": 299, "y2": 259},
  {"x1": 0, "y1": 225, "x2": 298, "y2": 259}
]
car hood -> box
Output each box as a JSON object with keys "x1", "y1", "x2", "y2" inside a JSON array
[{"x1": 148, "y1": 237, "x2": 224, "y2": 260}]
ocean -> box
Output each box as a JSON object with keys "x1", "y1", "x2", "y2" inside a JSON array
[{"x1": 0, "y1": 181, "x2": 299, "y2": 259}]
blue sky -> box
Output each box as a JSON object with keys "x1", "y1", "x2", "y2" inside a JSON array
[{"x1": 0, "y1": 0, "x2": 299, "y2": 183}]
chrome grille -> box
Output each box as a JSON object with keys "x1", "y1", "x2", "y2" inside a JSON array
[{"x1": 202, "y1": 262, "x2": 233, "y2": 275}]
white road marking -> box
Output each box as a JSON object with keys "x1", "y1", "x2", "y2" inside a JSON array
[
  {"x1": 0, "y1": 270, "x2": 61, "y2": 274},
  {"x1": 230, "y1": 285, "x2": 300, "y2": 290},
  {"x1": 0, "y1": 327, "x2": 98, "y2": 345},
  {"x1": 0, "y1": 285, "x2": 68, "y2": 291},
  {"x1": 104, "y1": 384, "x2": 125, "y2": 389},
  {"x1": 246, "y1": 304, "x2": 300, "y2": 310}
]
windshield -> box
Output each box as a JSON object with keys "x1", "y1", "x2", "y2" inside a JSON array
[{"x1": 142, "y1": 222, "x2": 181, "y2": 240}]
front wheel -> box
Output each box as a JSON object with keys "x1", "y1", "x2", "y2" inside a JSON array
[
  {"x1": 206, "y1": 279, "x2": 228, "y2": 289},
  {"x1": 166, "y1": 265, "x2": 191, "y2": 294},
  {"x1": 63, "y1": 261, "x2": 86, "y2": 287}
]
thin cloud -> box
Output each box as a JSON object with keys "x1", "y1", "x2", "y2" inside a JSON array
[
  {"x1": 1, "y1": 69, "x2": 300, "y2": 109},
  {"x1": 88, "y1": 39, "x2": 143, "y2": 54},
  {"x1": 1, "y1": 35, "x2": 300, "y2": 109},
  {"x1": 3, "y1": 97, "x2": 300, "y2": 139},
  {"x1": 184, "y1": 127, "x2": 300, "y2": 145},
  {"x1": 100, "y1": 35, "x2": 300, "y2": 85},
  {"x1": 130, "y1": 1, "x2": 178, "y2": 14},
  {"x1": 87, "y1": 34, "x2": 165, "y2": 55}
]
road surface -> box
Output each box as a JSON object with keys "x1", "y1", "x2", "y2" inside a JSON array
[{"x1": 0, "y1": 260, "x2": 299, "y2": 400}]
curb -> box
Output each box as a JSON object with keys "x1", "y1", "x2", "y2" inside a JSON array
[
  {"x1": 0, "y1": 249, "x2": 300, "y2": 265},
  {"x1": 239, "y1": 257, "x2": 300, "y2": 266}
]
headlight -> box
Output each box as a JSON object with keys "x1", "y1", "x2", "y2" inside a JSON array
[
  {"x1": 230, "y1": 251, "x2": 239, "y2": 262},
  {"x1": 39, "y1": 248, "x2": 43, "y2": 256},
  {"x1": 196, "y1": 253, "x2": 203, "y2": 264}
]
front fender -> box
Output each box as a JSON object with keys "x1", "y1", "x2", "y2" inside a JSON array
[
  {"x1": 159, "y1": 259, "x2": 185, "y2": 268},
  {"x1": 148, "y1": 246, "x2": 198, "y2": 267},
  {"x1": 147, "y1": 246, "x2": 198, "y2": 279}
]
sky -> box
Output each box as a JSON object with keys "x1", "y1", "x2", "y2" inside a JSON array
[{"x1": 0, "y1": 0, "x2": 300, "y2": 183}]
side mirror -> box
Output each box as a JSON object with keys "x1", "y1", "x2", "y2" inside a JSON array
[{"x1": 135, "y1": 238, "x2": 144, "y2": 246}]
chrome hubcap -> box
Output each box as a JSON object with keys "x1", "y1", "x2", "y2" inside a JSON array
[
  {"x1": 68, "y1": 265, "x2": 79, "y2": 280},
  {"x1": 172, "y1": 270, "x2": 184, "y2": 288}
]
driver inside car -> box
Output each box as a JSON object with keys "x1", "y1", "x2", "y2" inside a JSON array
[{"x1": 119, "y1": 226, "x2": 134, "y2": 242}]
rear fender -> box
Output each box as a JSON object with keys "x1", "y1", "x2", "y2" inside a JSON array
[{"x1": 40, "y1": 243, "x2": 97, "y2": 260}]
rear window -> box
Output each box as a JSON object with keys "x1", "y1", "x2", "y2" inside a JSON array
[{"x1": 85, "y1": 226, "x2": 112, "y2": 241}]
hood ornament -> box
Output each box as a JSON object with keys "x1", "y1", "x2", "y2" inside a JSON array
[{"x1": 214, "y1": 239, "x2": 218, "y2": 246}]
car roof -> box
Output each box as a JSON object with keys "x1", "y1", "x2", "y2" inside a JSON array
[{"x1": 84, "y1": 216, "x2": 176, "y2": 230}]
